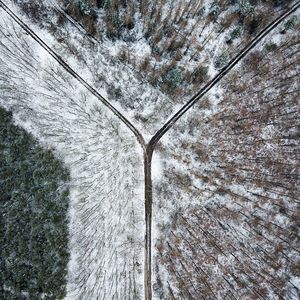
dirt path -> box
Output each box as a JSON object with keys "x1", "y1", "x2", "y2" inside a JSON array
[{"x1": 0, "y1": 1, "x2": 299, "y2": 299}]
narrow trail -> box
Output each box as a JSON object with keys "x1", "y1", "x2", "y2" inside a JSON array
[{"x1": 0, "y1": 1, "x2": 299, "y2": 300}]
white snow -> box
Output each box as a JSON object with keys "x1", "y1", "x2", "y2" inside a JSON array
[{"x1": 151, "y1": 151, "x2": 162, "y2": 183}]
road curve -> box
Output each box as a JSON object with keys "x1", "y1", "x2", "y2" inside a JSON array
[
  {"x1": 148, "y1": 1, "x2": 300, "y2": 150},
  {"x1": 0, "y1": 0, "x2": 146, "y2": 149}
]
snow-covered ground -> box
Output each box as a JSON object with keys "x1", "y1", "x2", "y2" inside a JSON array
[
  {"x1": 0, "y1": 11, "x2": 145, "y2": 299},
  {"x1": 1, "y1": 0, "x2": 299, "y2": 299}
]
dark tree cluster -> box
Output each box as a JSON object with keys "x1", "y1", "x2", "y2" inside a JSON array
[{"x1": 0, "y1": 108, "x2": 70, "y2": 299}]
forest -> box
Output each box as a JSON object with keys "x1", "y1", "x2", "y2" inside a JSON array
[
  {"x1": 0, "y1": 107, "x2": 70, "y2": 299},
  {"x1": 0, "y1": 0, "x2": 299, "y2": 299}
]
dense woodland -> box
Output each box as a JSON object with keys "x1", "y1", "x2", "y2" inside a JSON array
[
  {"x1": 154, "y1": 16, "x2": 300, "y2": 299},
  {"x1": 14, "y1": 0, "x2": 296, "y2": 100},
  {"x1": 58, "y1": 0, "x2": 296, "y2": 98},
  {"x1": 0, "y1": 107, "x2": 70, "y2": 299}
]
